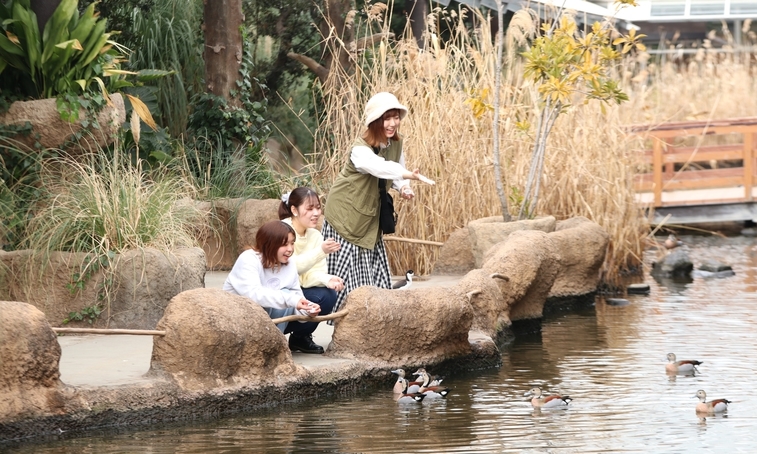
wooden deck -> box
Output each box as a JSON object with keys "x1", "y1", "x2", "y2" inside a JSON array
[{"x1": 629, "y1": 117, "x2": 757, "y2": 225}]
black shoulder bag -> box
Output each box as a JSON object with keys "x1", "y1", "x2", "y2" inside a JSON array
[
  {"x1": 373, "y1": 146, "x2": 397, "y2": 234},
  {"x1": 378, "y1": 178, "x2": 397, "y2": 234}
]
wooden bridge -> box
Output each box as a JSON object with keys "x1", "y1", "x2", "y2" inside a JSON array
[{"x1": 630, "y1": 117, "x2": 757, "y2": 225}]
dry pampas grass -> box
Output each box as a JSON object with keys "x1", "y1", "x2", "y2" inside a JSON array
[{"x1": 304, "y1": 5, "x2": 757, "y2": 287}]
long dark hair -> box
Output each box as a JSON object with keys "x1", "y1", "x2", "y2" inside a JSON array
[
  {"x1": 278, "y1": 187, "x2": 321, "y2": 220},
  {"x1": 253, "y1": 221, "x2": 295, "y2": 269},
  {"x1": 363, "y1": 108, "x2": 402, "y2": 148}
]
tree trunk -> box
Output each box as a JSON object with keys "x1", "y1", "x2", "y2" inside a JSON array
[
  {"x1": 30, "y1": 0, "x2": 60, "y2": 35},
  {"x1": 203, "y1": 0, "x2": 244, "y2": 106},
  {"x1": 492, "y1": 0, "x2": 511, "y2": 221},
  {"x1": 408, "y1": 0, "x2": 427, "y2": 49}
]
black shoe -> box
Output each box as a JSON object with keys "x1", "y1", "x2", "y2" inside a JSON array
[{"x1": 288, "y1": 334, "x2": 324, "y2": 354}]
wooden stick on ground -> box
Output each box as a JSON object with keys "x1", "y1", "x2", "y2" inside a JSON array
[
  {"x1": 52, "y1": 328, "x2": 166, "y2": 336},
  {"x1": 51, "y1": 310, "x2": 352, "y2": 336},
  {"x1": 382, "y1": 236, "x2": 444, "y2": 246}
]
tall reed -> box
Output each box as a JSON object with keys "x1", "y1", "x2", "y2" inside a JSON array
[
  {"x1": 22, "y1": 151, "x2": 203, "y2": 279},
  {"x1": 311, "y1": 6, "x2": 650, "y2": 285}
]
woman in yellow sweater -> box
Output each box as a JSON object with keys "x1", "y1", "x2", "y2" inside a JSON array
[{"x1": 279, "y1": 187, "x2": 344, "y2": 353}]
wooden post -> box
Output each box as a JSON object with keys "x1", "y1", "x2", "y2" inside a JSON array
[
  {"x1": 652, "y1": 136, "x2": 664, "y2": 207},
  {"x1": 663, "y1": 140, "x2": 674, "y2": 179},
  {"x1": 744, "y1": 128, "x2": 754, "y2": 201}
]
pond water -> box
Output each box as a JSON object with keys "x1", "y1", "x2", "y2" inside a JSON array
[{"x1": 6, "y1": 235, "x2": 757, "y2": 453}]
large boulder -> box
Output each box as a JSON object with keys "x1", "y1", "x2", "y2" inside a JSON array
[
  {"x1": 432, "y1": 227, "x2": 476, "y2": 275},
  {"x1": 0, "y1": 247, "x2": 206, "y2": 330},
  {"x1": 651, "y1": 249, "x2": 693, "y2": 278},
  {"x1": 328, "y1": 286, "x2": 473, "y2": 364},
  {"x1": 110, "y1": 247, "x2": 207, "y2": 329},
  {"x1": 481, "y1": 230, "x2": 561, "y2": 321},
  {"x1": 548, "y1": 217, "x2": 609, "y2": 298},
  {"x1": 456, "y1": 269, "x2": 510, "y2": 339},
  {"x1": 0, "y1": 301, "x2": 80, "y2": 421},
  {"x1": 150, "y1": 288, "x2": 304, "y2": 391},
  {"x1": 468, "y1": 216, "x2": 556, "y2": 268},
  {"x1": 194, "y1": 198, "x2": 297, "y2": 271},
  {"x1": 234, "y1": 199, "x2": 281, "y2": 252},
  {"x1": 0, "y1": 94, "x2": 125, "y2": 152},
  {"x1": 195, "y1": 199, "x2": 240, "y2": 271}
]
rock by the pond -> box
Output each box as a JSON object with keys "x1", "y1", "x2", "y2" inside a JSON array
[
  {"x1": 626, "y1": 283, "x2": 650, "y2": 295},
  {"x1": 651, "y1": 250, "x2": 693, "y2": 278},
  {"x1": 740, "y1": 227, "x2": 757, "y2": 237},
  {"x1": 605, "y1": 298, "x2": 631, "y2": 306},
  {"x1": 698, "y1": 260, "x2": 733, "y2": 273}
]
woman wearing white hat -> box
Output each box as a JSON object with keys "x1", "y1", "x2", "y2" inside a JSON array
[{"x1": 322, "y1": 92, "x2": 435, "y2": 313}]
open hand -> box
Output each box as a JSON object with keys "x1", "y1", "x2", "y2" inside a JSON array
[
  {"x1": 321, "y1": 238, "x2": 341, "y2": 254},
  {"x1": 400, "y1": 185, "x2": 414, "y2": 200}
]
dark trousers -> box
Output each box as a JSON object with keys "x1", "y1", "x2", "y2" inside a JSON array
[{"x1": 284, "y1": 286, "x2": 337, "y2": 338}]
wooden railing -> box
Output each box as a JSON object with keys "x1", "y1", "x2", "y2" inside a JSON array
[{"x1": 629, "y1": 117, "x2": 757, "y2": 207}]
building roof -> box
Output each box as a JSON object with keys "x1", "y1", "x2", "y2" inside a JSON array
[
  {"x1": 600, "y1": 1, "x2": 757, "y2": 23},
  {"x1": 434, "y1": 0, "x2": 628, "y2": 25}
]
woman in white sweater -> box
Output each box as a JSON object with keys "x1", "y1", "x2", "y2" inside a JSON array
[
  {"x1": 279, "y1": 187, "x2": 344, "y2": 347},
  {"x1": 223, "y1": 220, "x2": 323, "y2": 353}
]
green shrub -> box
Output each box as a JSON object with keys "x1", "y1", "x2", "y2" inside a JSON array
[{"x1": 0, "y1": 0, "x2": 120, "y2": 101}]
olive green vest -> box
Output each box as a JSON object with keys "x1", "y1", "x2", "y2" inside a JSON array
[{"x1": 324, "y1": 137, "x2": 403, "y2": 249}]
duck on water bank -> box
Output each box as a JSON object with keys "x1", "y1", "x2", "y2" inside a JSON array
[
  {"x1": 391, "y1": 270, "x2": 414, "y2": 290},
  {"x1": 525, "y1": 387, "x2": 572, "y2": 409},
  {"x1": 666, "y1": 353, "x2": 703, "y2": 374}
]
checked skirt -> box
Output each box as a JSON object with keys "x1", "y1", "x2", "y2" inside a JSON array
[{"x1": 322, "y1": 220, "x2": 392, "y2": 315}]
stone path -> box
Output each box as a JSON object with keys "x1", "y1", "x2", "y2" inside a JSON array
[{"x1": 57, "y1": 271, "x2": 461, "y2": 387}]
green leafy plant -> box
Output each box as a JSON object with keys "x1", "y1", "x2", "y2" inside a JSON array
[
  {"x1": 0, "y1": 0, "x2": 114, "y2": 100},
  {"x1": 512, "y1": 2, "x2": 645, "y2": 219},
  {"x1": 66, "y1": 250, "x2": 114, "y2": 296},
  {"x1": 0, "y1": 0, "x2": 165, "y2": 127},
  {"x1": 63, "y1": 303, "x2": 102, "y2": 324}
]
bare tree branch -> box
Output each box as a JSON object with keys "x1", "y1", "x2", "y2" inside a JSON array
[{"x1": 287, "y1": 52, "x2": 330, "y2": 84}]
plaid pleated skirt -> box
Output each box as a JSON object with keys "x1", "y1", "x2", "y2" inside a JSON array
[{"x1": 322, "y1": 220, "x2": 392, "y2": 315}]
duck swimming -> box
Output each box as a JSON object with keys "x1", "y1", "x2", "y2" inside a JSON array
[
  {"x1": 694, "y1": 389, "x2": 730, "y2": 414},
  {"x1": 394, "y1": 378, "x2": 427, "y2": 403},
  {"x1": 525, "y1": 387, "x2": 572, "y2": 409},
  {"x1": 413, "y1": 368, "x2": 450, "y2": 398},
  {"x1": 664, "y1": 234, "x2": 682, "y2": 250},
  {"x1": 666, "y1": 353, "x2": 703, "y2": 374},
  {"x1": 391, "y1": 368, "x2": 422, "y2": 394}
]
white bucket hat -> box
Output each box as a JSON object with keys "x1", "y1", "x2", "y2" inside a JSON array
[{"x1": 363, "y1": 92, "x2": 408, "y2": 127}]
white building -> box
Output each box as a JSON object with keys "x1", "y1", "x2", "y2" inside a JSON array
[
  {"x1": 435, "y1": 0, "x2": 757, "y2": 46},
  {"x1": 593, "y1": 0, "x2": 757, "y2": 46}
]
